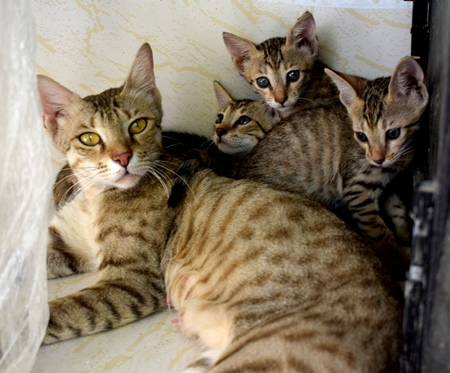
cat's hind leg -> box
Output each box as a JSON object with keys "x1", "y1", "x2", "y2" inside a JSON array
[{"x1": 179, "y1": 300, "x2": 233, "y2": 372}]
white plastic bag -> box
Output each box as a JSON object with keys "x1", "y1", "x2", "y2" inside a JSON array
[{"x1": 0, "y1": 0, "x2": 50, "y2": 372}]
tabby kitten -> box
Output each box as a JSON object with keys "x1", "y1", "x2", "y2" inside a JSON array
[
  {"x1": 230, "y1": 57, "x2": 429, "y2": 281},
  {"x1": 40, "y1": 43, "x2": 403, "y2": 372},
  {"x1": 212, "y1": 81, "x2": 280, "y2": 156},
  {"x1": 38, "y1": 43, "x2": 175, "y2": 344},
  {"x1": 222, "y1": 11, "x2": 340, "y2": 118}
]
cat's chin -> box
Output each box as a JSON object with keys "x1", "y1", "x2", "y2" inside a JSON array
[
  {"x1": 268, "y1": 103, "x2": 295, "y2": 117},
  {"x1": 216, "y1": 141, "x2": 251, "y2": 156},
  {"x1": 114, "y1": 173, "x2": 141, "y2": 189}
]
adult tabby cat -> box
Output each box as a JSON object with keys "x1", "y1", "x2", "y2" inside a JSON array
[
  {"x1": 226, "y1": 57, "x2": 428, "y2": 281},
  {"x1": 212, "y1": 81, "x2": 280, "y2": 156},
  {"x1": 39, "y1": 43, "x2": 173, "y2": 344},
  {"x1": 39, "y1": 43, "x2": 403, "y2": 372},
  {"x1": 222, "y1": 11, "x2": 339, "y2": 118}
]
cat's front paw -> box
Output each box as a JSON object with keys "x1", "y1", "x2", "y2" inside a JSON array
[{"x1": 46, "y1": 252, "x2": 77, "y2": 279}]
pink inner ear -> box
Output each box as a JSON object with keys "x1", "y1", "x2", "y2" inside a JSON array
[
  {"x1": 289, "y1": 13, "x2": 317, "y2": 51},
  {"x1": 37, "y1": 75, "x2": 76, "y2": 135},
  {"x1": 391, "y1": 59, "x2": 425, "y2": 99},
  {"x1": 223, "y1": 34, "x2": 255, "y2": 70}
]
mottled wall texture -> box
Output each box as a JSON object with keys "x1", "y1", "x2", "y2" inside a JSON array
[{"x1": 32, "y1": 0, "x2": 412, "y2": 167}]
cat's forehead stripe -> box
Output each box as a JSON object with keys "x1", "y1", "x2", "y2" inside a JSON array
[
  {"x1": 362, "y1": 77, "x2": 389, "y2": 126},
  {"x1": 258, "y1": 37, "x2": 285, "y2": 69}
]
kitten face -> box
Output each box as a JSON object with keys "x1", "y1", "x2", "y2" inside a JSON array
[
  {"x1": 326, "y1": 58, "x2": 429, "y2": 168},
  {"x1": 38, "y1": 43, "x2": 163, "y2": 192},
  {"x1": 223, "y1": 11, "x2": 318, "y2": 114},
  {"x1": 212, "y1": 82, "x2": 280, "y2": 156}
]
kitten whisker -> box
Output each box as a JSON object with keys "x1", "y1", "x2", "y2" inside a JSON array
[{"x1": 201, "y1": 139, "x2": 214, "y2": 148}]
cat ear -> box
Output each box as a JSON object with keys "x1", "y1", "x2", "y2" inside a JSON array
[
  {"x1": 213, "y1": 81, "x2": 233, "y2": 111},
  {"x1": 37, "y1": 75, "x2": 80, "y2": 135},
  {"x1": 222, "y1": 32, "x2": 258, "y2": 73},
  {"x1": 286, "y1": 11, "x2": 318, "y2": 55},
  {"x1": 122, "y1": 43, "x2": 158, "y2": 96},
  {"x1": 325, "y1": 68, "x2": 359, "y2": 109},
  {"x1": 389, "y1": 57, "x2": 428, "y2": 107}
]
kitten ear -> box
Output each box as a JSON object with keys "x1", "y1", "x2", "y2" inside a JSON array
[
  {"x1": 286, "y1": 11, "x2": 318, "y2": 55},
  {"x1": 222, "y1": 32, "x2": 258, "y2": 73},
  {"x1": 122, "y1": 43, "x2": 158, "y2": 96},
  {"x1": 37, "y1": 75, "x2": 81, "y2": 135},
  {"x1": 389, "y1": 57, "x2": 428, "y2": 107},
  {"x1": 325, "y1": 68, "x2": 359, "y2": 109},
  {"x1": 213, "y1": 81, "x2": 233, "y2": 111}
]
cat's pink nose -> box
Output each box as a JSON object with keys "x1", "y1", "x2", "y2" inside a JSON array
[
  {"x1": 275, "y1": 95, "x2": 287, "y2": 104},
  {"x1": 373, "y1": 158, "x2": 385, "y2": 165},
  {"x1": 216, "y1": 127, "x2": 227, "y2": 138},
  {"x1": 113, "y1": 152, "x2": 132, "y2": 167},
  {"x1": 274, "y1": 88, "x2": 287, "y2": 105}
]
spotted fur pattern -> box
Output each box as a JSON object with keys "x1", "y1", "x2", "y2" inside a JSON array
[{"x1": 232, "y1": 58, "x2": 428, "y2": 280}]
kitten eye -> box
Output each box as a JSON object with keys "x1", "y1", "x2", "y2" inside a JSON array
[
  {"x1": 256, "y1": 77, "x2": 270, "y2": 88},
  {"x1": 287, "y1": 70, "x2": 300, "y2": 82},
  {"x1": 386, "y1": 128, "x2": 401, "y2": 140},
  {"x1": 355, "y1": 132, "x2": 368, "y2": 142},
  {"x1": 236, "y1": 116, "x2": 251, "y2": 125},
  {"x1": 129, "y1": 118, "x2": 147, "y2": 134},
  {"x1": 216, "y1": 114, "x2": 224, "y2": 124},
  {"x1": 79, "y1": 132, "x2": 100, "y2": 146}
]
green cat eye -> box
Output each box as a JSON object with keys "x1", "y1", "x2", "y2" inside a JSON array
[
  {"x1": 236, "y1": 115, "x2": 251, "y2": 125},
  {"x1": 79, "y1": 132, "x2": 100, "y2": 146},
  {"x1": 287, "y1": 70, "x2": 300, "y2": 82},
  {"x1": 386, "y1": 128, "x2": 401, "y2": 140},
  {"x1": 129, "y1": 118, "x2": 147, "y2": 134},
  {"x1": 256, "y1": 77, "x2": 270, "y2": 88}
]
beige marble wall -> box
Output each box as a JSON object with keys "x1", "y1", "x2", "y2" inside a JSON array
[{"x1": 32, "y1": 0, "x2": 412, "y2": 142}]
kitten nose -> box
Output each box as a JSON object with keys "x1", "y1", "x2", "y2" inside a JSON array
[
  {"x1": 373, "y1": 158, "x2": 385, "y2": 165},
  {"x1": 113, "y1": 152, "x2": 132, "y2": 167},
  {"x1": 216, "y1": 127, "x2": 227, "y2": 138},
  {"x1": 274, "y1": 88, "x2": 287, "y2": 105}
]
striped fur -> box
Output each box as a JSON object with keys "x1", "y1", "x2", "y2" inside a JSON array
[
  {"x1": 38, "y1": 43, "x2": 175, "y2": 344},
  {"x1": 228, "y1": 58, "x2": 428, "y2": 281},
  {"x1": 212, "y1": 81, "x2": 281, "y2": 156},
  {"x1": 40, "y1": 43, "x2": 403, "y2": 371},
  {"x1": 222, "y1": 11, "x2": 340, "y2": 118},
  {"x1": 165, "y1": 170, "x2": 403, "y2": 372}
]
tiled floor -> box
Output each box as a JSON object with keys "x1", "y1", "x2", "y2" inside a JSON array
[{"x1": 32, "y1": 273, "x2": 198, "y2": 373}]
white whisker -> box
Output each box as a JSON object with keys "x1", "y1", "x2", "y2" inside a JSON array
[{"x1": 147, "y1": 167, "x2": 170, "y2": 198}]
